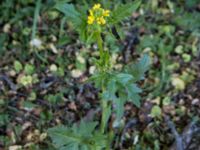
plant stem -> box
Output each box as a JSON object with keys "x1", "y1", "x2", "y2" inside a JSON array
[
  {"x1": 106, "y1": 130, "x2": 114, "y2": 150},
  {"x1": 32, "y1": 0, "x2": 41, "y2": 39},
  {"x1": 31, "y1": 0, "x2": 47, "y2": 63},
  {"x1": 96, "y1": 31, "x2": 104, "y2": 61},
  {"x1": 100, "y1": 100, "x2": 107, "y2": 133},
  {"x1": 96, "y1": 30, "x2": 108, "y2": 134}
]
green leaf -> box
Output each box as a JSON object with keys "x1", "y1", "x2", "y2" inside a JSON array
[
  {"x1": 89, "y1": 72, "x2": 113, "y2": 90},
  {"x1": 0, "y1": 114, "x2": 9, "y2": 125},
  {"x1": 24, "y1": 64, "x2": 35, "y2": 75},
  {"x1": 125, "y1": 83, "x2": 142, "y2": 107},
  {"x1": 116, "y1": 73, "x2": 133, "y2": 85},
  {"x1": 89, "y1": 72, "x2": 106, "y2": 89},
  {"x1": 78, "y1": 19, "x2": 87, "y2": 41},
  {"x1": 127, "y1": 84, "x2": 142, "y2": 93},
  {"x1": 182, "y1": 53, "x2": 191, "y2": 62},
  {"x1": 55, "y1": 3, "x2": 80, "y2": 23},
  {"x1": 150, "y1": 105, "x2": 162, "y2": 118},
  {"x1": 101, "y1": 101, "x2": 111, "y2": 134},
  {"x1": 110, "y1": 0, "x2": 141, "y2": 24},
  {"x1": 115, "y1": 98, "x2": 125, "y2": 120},
  {"x1": 48, "y1": 126, "x2": 80, "y2": 148},
  {"x1": 75, "y1": 121, "x2": 98, "y2": 136},
  {"x1": 90, "y1": 67, "x2": 146, "y2": 121},
  {"x1": 0, "y1": 33, "x2": 7, "y2": 53},
  {"x1": 55, "y1": 2, "x2": 87, "y2": 41},
  {"x1": 127, "y1": 90, "x2": 141, "y2": 107},
  {"x1": 14, "y1": 60, "x2": 23, "y2": 73},
  {"x1": 102, "y1": 79, "x2": 117, "y2": 101},
  {"x1": 48, "y1": 121, "x2": 106, "y2": 150},
  {"x1": 46, "y1": 93, "x2": 63, "y2": 104},
  {"x1": 174, "y1": 11, "x2": 200, "y2": 30},
  {"x1": 163, "y1": 97, "x2": 171, "y2": 105},
  {"x1": 125, "y1": 54, "x2": 150, "y2": 82},
  {"x1": 92, "y1": 132, "x2": 107, "y2": 150}
]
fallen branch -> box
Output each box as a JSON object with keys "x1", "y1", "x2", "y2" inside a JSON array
[
  {"x1": 165, "y1": 116, "x2": 183, "y2": 150},
  {"x1": 166, "y1": 115, "x2": 200, "y2": 150}
]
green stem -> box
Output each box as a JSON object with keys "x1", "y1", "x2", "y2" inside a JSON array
[
  {"x1": 100, "y1": 100, "x2": 107, "y2": 133},
  {"x1": 96, "y1": 30, "x2": 109, "y2": 134},
  {"x1": 32, "y1": 0, "x2": 41, "y2": 39},
  {"x1": 96, "y1": 31, "x2": 104, "y2": 61},
  {"x1": 59, "y1": 16, "x2": 67, "y2": 38},
  {"x1": 96, "y1": 31, "x2": 112, "y2": 150},
  {"x1": 106, "y1": 130, "x2": 114, "y2": 150},
  {"x1": 161, "y1": 49, "x2": 166, "y2": 88},
  {"x1": 32, "y1": 0, "x2": 47, "y2": 63}
]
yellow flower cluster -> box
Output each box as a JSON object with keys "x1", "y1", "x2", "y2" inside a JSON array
[{"x1": 87, "y1": 3, "x2": 110, "y2": 25}]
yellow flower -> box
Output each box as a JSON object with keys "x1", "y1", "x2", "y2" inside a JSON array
[
  {"x1": 96, "y1": 17, "x2": 106, "y2": 25},
  {"x1": 103, "y1": 10, "x2": 110, "y2": 17},
  {"x1": 100, "y1": 17, "x2": 106, "y2": 25},
  {"x1": 89, "y1": 10, "x2": 93, "y2": 16},
  {"x1": 87, "y1": 3, "x2": 110, "y2": 25},
  {"x1": 87, "y1": 15, "x2": 95, "y2": 24},
  {"x1": 93, "y1": 3, "x2": 101, "y2": 10},
  {"x1": 96, "y1": 17, "x2": 101, "y2": 24}
]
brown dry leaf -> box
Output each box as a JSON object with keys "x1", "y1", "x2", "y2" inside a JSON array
[
  {"x1": 68, "y1": 102, "x2": 77, "y2": 111},
  {"x1": 163, "y1": 105, "x2": 176, "y2": 115},
  {"x1": 8, "y1": 145, "x2": 22, "y2": 150}
]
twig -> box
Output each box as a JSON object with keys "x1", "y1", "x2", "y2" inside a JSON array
[
  {"x1": 182, "y1": 122, "x2": 200, "y2": 149},
  {"x1": 165, "y1": 116, "x2": 183, "y2": 150},
  {"x1": 39, "y1": 76, "x2": 58, "y2": 89},
  {"x1": 0, "y1": 75, "x2": 17, "y2": 91}
]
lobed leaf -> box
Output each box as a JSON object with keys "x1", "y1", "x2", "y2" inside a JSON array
[
  {"x1": 48, "y1": 121, "x2": 106, "y2": 150},
  {"x1": 125, "y1": 54, "x2": 150, "y2": 82},
  {"x1": 55, "y1": 2, "x2": 87, "y2": 41},
  {"x1": 55, "y1": 3, "x2": 80, "y2": 21},
  {"x1": 109, "y1": 0, "x2": 141, "y2": 24},
  {"x1": 116, "y1": 73, "x2": 134, "y2": 85}
]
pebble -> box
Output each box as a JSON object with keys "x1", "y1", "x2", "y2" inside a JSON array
[{"x1": 192, "y1": 98, "x2": 199, "y2": 105}]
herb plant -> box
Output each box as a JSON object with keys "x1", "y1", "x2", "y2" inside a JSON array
[{"x1": 48, "y1": 1, "x2": 150, "y2": 149}]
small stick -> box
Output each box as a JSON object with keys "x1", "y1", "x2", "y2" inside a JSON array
[{"x1": 165, "y1": 116, "x2": 183, "y2": 150}]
